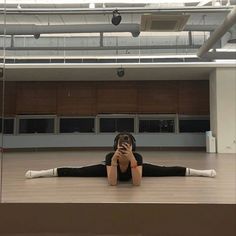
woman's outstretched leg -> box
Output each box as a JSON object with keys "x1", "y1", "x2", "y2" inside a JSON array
[
  {"x1": 142, "y1": 163, "x2": 186, "y2": 177},
  {"x1": 142, "y1": 163, "x2": 216, "y2": 177},
  {"x1": 57, "y1": 164, "x2": 107, "y2": 177},
  {"x1": 186, "y1": 168, "x2": 216, "y2": 177},
  {"x1": 25, "y1": 168, "x2": 57, "y2": 178},
  {"x1": 25, "y1": 164, "x2": 107, "y2": 178}
]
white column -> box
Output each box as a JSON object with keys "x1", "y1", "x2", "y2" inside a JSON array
[{"x1": 210, "y1": 67, "x2": 236, "y2": 153}]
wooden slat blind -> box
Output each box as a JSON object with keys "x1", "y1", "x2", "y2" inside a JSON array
[
  {"x1": 138, "y1": 81, "x2": 178, "y2": 114},
  {"x1": 0, "y1": 80, "x2": 209, "y2": 116},
  {"x1": 0, "y1": 82, "x2": 18, "y2": 116},
  {"x1": 178, "y1": 80, "x2": 209, "y2": 115},
  {"x1": 96, "y1": 82, "x2": 138, "y2": 113},
  {"x1": 16, "y1": 82, "x2": 57, "y2": 114},
  {"x1": 57, "y1": 82, "x2": 96, "y2": 116}
]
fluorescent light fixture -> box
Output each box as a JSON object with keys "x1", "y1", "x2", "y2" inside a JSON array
[
  {"x1": 215, "y1": 48, "x2": 236, "y2": 52},
  {"x1": 89, "y1": 3, "x2": 95, "y2": 8},
  {"x1": 0, "y1": 0, "x2": 217, "y2": 5},
  {"x1": 1, "y1": 54, "x2": 198, "y2": 60},
  {"x1": 214, "y1": 59, "x2": 236, "y2": 63}
]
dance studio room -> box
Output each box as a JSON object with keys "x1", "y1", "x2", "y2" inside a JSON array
[{"x1": 0, "y1": 0, "x2": 236, "y2": 235}]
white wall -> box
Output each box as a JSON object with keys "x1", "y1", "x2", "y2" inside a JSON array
[
  {"x1": 1, "y1": 133, "x2": 205, "y2": 149},
  {"x1": 210, "y1": 67, "x2": 236, "y2": 153}
]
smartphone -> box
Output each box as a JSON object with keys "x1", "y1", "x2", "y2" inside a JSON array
[{"x1": 118, "y1": 135, "x2": 131, "y2": 149}]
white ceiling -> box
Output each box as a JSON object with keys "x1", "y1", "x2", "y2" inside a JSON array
[
  {"x1": 0, "y1": 1, "x2": 235, "y2": 61},
  {"x1": 4, "y1": 63, "x2": 234, "y2": 81}
]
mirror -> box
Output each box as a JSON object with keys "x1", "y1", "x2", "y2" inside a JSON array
[{"x1": 0, "y1": 0, "x2": 6, "y2": 203}]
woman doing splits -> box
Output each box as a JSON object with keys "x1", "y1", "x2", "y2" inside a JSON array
[{"x1": 25, "y1": 132, "x2": 216, "y2": 186}]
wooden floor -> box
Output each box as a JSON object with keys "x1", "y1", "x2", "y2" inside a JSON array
[{"x1": 1, "y1": 150, "x2": 236, "y2": 203}]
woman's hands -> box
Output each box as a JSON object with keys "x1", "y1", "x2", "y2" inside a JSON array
[
  {"x1": 111, "y1": 148, "x2": 122, "y2": 165},
  {"x1": 112, "y1": 143, "x2": 132, "y2": 163},
  {"x1": 107, "y1": 149, "x2": 121, "y2": 186},
  {"x1": 119, "y1": 143, "x2": 136, "y2": 164}
]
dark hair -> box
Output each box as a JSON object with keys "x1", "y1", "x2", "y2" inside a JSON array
[{"x1": 113, "y1": 132, "x2": 136, "y2": 151}]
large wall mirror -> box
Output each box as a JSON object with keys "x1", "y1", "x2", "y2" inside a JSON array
[
  {"x1": 1, "y1": 2, "x2": 236, "y2": 236},
  {"x1": 0, "y1": 1, "x2": 6, "y2": 203},
  {"x1": 1, "y1": 1, "x2": 218, "y2": 204},
  {"x1": 1, "y1": 2, "x2": 210, "y2": 204}
]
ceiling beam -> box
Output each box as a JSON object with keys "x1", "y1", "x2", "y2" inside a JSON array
[
  {"x1": 3, "y1": 45, "x2": 201, "y2": 51},
  {"x1": 197, "y1": 6, "x2": 236, "y2": 57},
  {"x1": 0, "y1": 6, "x2": 233, "y2": 15}
]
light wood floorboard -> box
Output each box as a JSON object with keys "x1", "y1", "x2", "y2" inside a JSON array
[{"x1": 1, "y1": 151, "x2": 236, "y2": 203}]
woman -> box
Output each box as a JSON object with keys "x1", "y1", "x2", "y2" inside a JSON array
[{"x1": 25, "y1": 132, "x2": 216, "y2": 186}]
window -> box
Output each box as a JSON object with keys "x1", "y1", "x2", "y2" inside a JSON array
[
  {"x1": 0, "y1": 118, "x2": 15, "y2": 134},
  {"x1": 99, "y1": 118, "x2": 134, "y2": 133},
  {"x1": 19, "y1": 117, "x2": 55, "y2": 134},
  {"x1": 139, "y1": 119, "x2": 175, "y2": 133},
  {"x1": 179, "y1": 118, "x2": 210, "y2": 133},
  {"x1": 60, "y1": 118, "x2": 95, "y2": 133}
]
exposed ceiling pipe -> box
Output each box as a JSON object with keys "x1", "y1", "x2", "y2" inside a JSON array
[
  {"x1": 0, "y1": 6, "x2": 233, "y2": 15},
  {"x1": 0, "y1": 24, "x2": 140, "y2": 37},
  {"x1": 197, "y1": 6, "x2": 236, "y2": 57},
  {"x1": 0, "y1": 24, "x2": 218, "y2": 36},
  {"x1": 3, "y1": 45, "x2": 201, "y2": 51}
]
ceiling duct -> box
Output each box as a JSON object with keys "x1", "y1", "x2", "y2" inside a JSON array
[
  {"x1": 140, "y1": 14, "x2": 190, "y2": 32},
  {"x1": 0, "y1": 24, "x2": 140, "y2": 36},
  {"x1": 197, "y1": 6, "x2": 236, "y2": 57}
]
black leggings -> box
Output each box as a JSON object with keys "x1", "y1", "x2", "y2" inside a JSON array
[{"x1": 57, "y1": 163, "x2": 186, "y2": 177}]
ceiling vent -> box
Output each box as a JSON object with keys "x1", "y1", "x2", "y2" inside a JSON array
[{"x1": 141, "y1": 14, "x2": 189, "y2": 32}]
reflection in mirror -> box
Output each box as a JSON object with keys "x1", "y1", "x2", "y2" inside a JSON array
[
  {"x1": 0, "y1": 0, "x2": 6, "y2": 203},
  {"x1": 0, "y1": 68, "x2": 2, "y2": 203},
  {"x1": 2, "y1": 2, "x2": 233, "y2": 206},
  {"x1": 0, "y1": 2, "x2": 236, "y2": 236}
]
